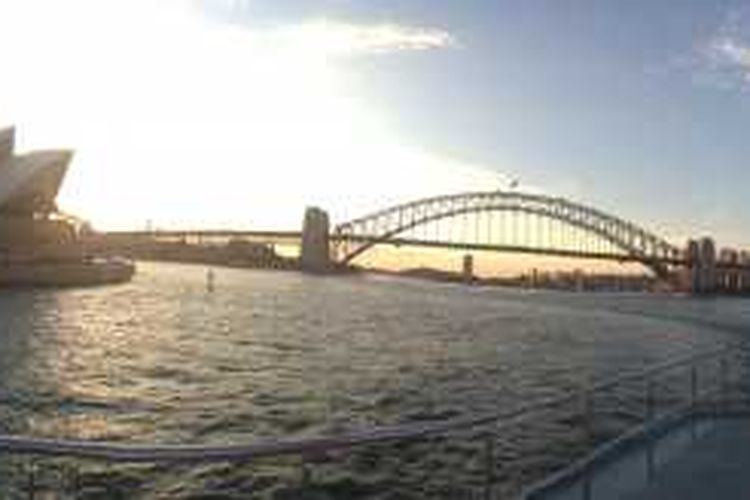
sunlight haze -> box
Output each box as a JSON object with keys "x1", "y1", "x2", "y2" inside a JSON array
[
  {"x1": 0, "y1": 0, "x2": 504, "y2": 230},
  {"x1": 1, "y1": 0, "x2": 749, "y2": 247}
]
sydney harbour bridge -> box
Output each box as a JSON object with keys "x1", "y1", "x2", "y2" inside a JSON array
[
  {"x1": 105, "y1": 190, "x2": 750, "y2": 295},
  {"x1": 309, "y1": 190, "x2": 747, "y2": 294}
]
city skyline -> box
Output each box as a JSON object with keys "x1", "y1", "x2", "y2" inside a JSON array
[{"x1": 0, "y1": 1, "x2": 749, "y2": 247}]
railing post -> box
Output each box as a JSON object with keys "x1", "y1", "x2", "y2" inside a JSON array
[
  {"x1": 26, "y1": 458, "x2": 35, "y2": 500},
  {"x1": 71, "y1": 465, "x2": 81, "y2": 500},
  {"x1": 738, "y1": 349, "x2": 750, "y2": 405},
  {"x1": 106, "y1": 463, "x2": 115, "y2": 499},
  {"x1": 720, "y1": 356, "x2": 728, "y2": 414},
  {"x1": 300, "y1": 460, "x2": 312, "y2": 491},
  {"x1": 690, "y1": 365, "x2": 698, "y2": 408},
  {"x1": 645, "y1": 378, "x2": 655, "y2": 482},
  {"x1": 646, "y1": 441, "x2": 655, "y2": 484},
  {"x1": 582, "y1": 464, "x2": 593, "y2": 500},
  {"x1": 484, "y1": 433, "x2": 495, "y2": 500},
  {"x1": 690, "y1": 365, "x2": 698, "y2": 441},
  {"x1": 646, "y1": 379, "x2": 655, "y2": 421},
  {"x1": 582, "y1": 391, "x2": 593, "y2": 443},
  {"x1": 580, "y1": 388, "x2": 594, "y2": 500}
]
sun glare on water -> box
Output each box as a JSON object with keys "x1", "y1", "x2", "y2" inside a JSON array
[{"x1": 0, "y1": 0, "x2": 502, "y2": 231}]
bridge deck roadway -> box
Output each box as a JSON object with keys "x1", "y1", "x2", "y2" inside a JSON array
[
  {"x1": 102, "y1": 231, "x2": 749, "y2": 270},
  {"x1": 352, "y1": 237, "x2": 685, "y2": 266}
]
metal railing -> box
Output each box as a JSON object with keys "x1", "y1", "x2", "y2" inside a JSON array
[{"x1": 1, "y1": 343, "x2": 749, "y2": 499}]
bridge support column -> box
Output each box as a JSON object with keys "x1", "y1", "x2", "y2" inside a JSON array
[
  {"x1": 686, "y1": 238, "x2": 717, "y2": 294},
  {"x1": 300, "y1": 207, "x2": 331, "y2": 273}
]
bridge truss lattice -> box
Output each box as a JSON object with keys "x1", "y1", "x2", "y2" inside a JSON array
[{"x1": 333, "y1": 191, "x2": 682, "y2": 276}]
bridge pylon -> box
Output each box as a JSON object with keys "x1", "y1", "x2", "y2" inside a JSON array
[
  {"x1": 685, "y1": 238, "x2": 717, "y2": 294},
  {"x1": 300, "y1": 207, "x2": 331, "y2": 273}
]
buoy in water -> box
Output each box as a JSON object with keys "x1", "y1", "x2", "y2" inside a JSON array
[{"x1": 206, "y1": 268, "x2": 215, "y2": 292}]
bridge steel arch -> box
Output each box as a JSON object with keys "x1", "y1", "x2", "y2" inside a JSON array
[{"x1": 333, "y1": 191, "x2": 682, "y2": 276}]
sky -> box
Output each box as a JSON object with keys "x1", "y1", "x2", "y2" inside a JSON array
[{"x1": 1, "y1": 0, "x2": 749, "y2": 248}]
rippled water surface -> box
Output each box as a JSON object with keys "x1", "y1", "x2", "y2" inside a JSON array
[{"x1": 0, "y1": 262, "x2": 748, "y2": 497}]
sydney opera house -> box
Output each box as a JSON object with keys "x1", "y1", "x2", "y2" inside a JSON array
[
  {"x1": 0, "y1": 126, "x2": 77, "y2": 247},
  {"x1": 0, "y1": 127, "x2": 71, "y2": 213},
  {"x1": 0, "y1": 125, "x2": 133, "y2": 285}
]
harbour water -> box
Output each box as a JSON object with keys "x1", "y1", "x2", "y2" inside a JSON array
[{"x1": 0, "y1": 262, "x2": 748, "y2": 497}]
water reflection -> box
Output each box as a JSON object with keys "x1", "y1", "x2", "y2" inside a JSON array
[{"x1": 0, "y1": 262, "x2": 746, "y2": 447}]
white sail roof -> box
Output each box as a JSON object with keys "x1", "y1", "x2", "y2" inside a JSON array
[{"x1": 0, "y1": 127, "x2": 72, "y2": 214}]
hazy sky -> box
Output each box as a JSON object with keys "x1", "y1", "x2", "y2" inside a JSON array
[{"x1": 1, "y1": 1, "x2": 749, "y2": 247}]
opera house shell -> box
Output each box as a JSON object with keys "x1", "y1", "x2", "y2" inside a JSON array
[
  {"x1": 0, "y1": 126, "x2": 75, "y2": 247},
  {"x1": 0, "y1": 125, "x2": 134, "y2": 286}
]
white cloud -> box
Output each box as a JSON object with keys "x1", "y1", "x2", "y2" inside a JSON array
[
  {"x1": 683, "y1": 7, "x2": 750, "y2": 91},
  {"x1": 708, "y1": 37, "x2": 750, "y2": 81},
  {"x1": 655, "y1": 7, "x2": 750, "y2": 92},
  {"x1": 199, "y1": 0, "x2": 456, "y2": 55},
  {"x1": 265, "y1": 19, "x2": 456, "y2": 56}
]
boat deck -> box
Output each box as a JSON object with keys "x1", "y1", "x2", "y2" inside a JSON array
[
  {"x1": 525, "y1": 413, "x2": 750, "y2": 500},
  {"x1": 621, "y1": 417, "x2": 750, "y2": 500}
]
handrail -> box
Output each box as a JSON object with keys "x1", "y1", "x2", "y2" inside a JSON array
[
  {"x1": 0, "y1": 342, "x2": 744, "y2": 463},
  {"x1": 521, "y1": 370, "x2": 750, "y2": 500},
  {"x1": 522, "y1": 402, "x2": 694, "y2": 500}
]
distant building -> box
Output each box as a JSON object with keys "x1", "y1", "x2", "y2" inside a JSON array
[
  {"x1": 684, "y1": 237, "x2": 719, "y2": 294},
  {"x1": 741, "y1": 251, "x2": 750, "y2": 292},
  {"x1": 719, "y1": 248, "x2": 740, "y2": 292},
  {"x1": 699, "y1": 237, "x2": 717, "y2": 293}
]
